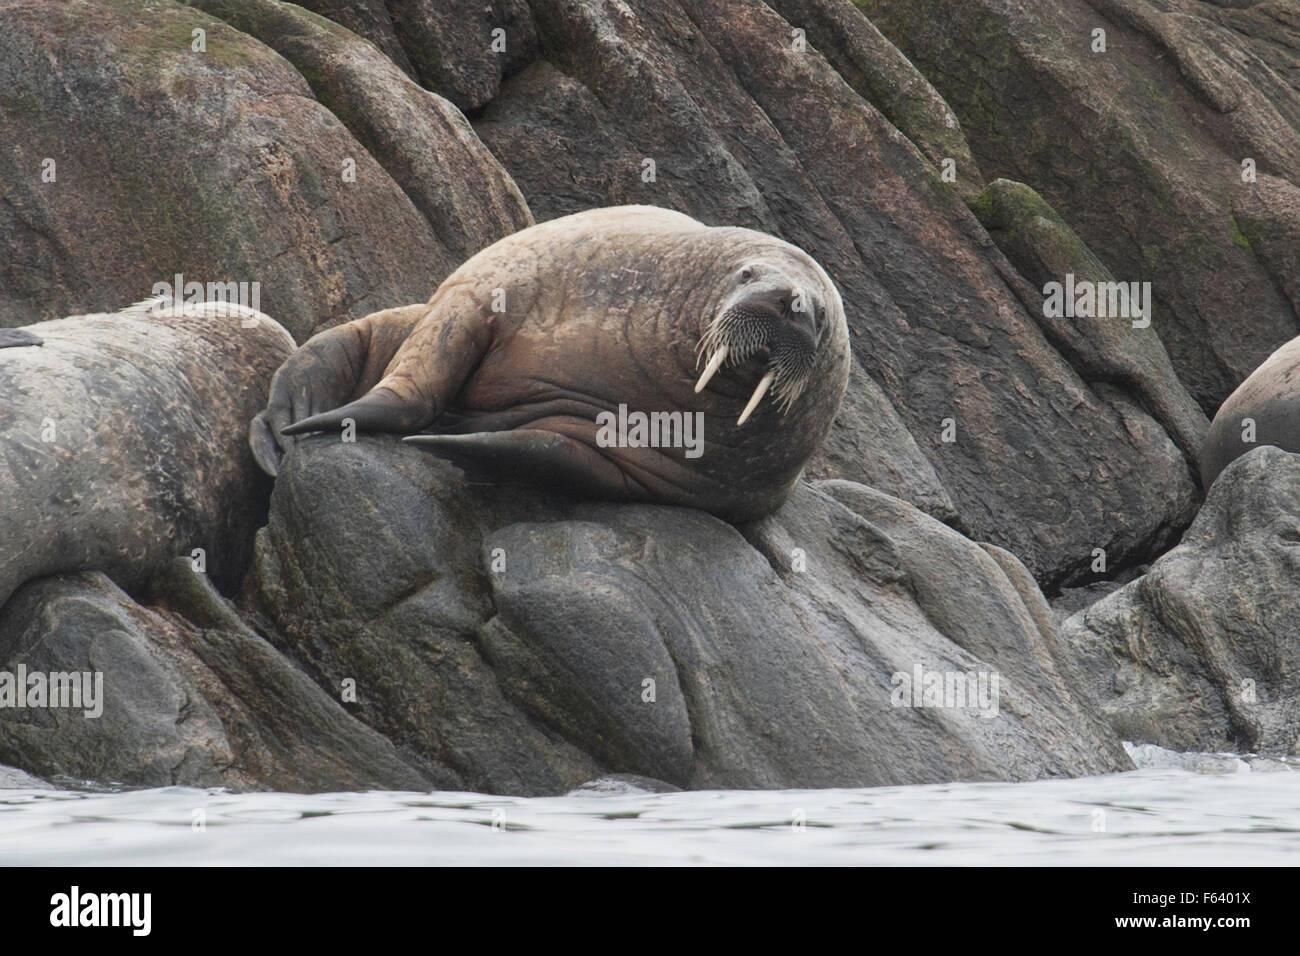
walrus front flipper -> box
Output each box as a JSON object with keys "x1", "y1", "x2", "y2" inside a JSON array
[
  {"x1": 403, "y1": 430, "x2": 641, "y2": 501},
  {"x1": 253, "y1": 304, "x2": 428, "y2": 475},
  {"x1": 0, "y1": 329, "x2": 42, "y2": 348},
  {"x1": 282, "y1": 297, "x2": 494, "y2": 441}
]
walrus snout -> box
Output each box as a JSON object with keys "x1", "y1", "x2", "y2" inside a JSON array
[{"x1": 696, "y1": 280, "x2": 824, "y2": 424}]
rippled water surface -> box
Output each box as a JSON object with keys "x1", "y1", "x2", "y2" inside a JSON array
[{"x1": 2, "y1": 749, "x2": 1296, "y2": 865}]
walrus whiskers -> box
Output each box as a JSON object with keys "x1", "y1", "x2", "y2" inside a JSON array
[{"x1": 696, "y1": 301, "x2": 817, "y2": 423}]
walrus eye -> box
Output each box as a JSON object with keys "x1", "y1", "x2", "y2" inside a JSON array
[{"x1": 740, "y1": 266, "x2": 754, "y2": 283}]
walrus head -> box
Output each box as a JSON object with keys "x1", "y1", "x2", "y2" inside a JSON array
[{"x1": 694, "y1": 261, "x2": 829, "y2": 425}]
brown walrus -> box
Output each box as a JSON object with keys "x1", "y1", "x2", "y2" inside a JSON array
[
  {"x1": 1201, "y1": 335, "x2": 1300, "y2": 488},
  {"x1": 250, "y1": 205, "x2": 851, "y2": 521}
]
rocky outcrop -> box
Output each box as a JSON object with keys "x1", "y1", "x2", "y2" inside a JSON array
[
  {"x1": 0, "y1": 764, "x2": 47, "y2": 789},
  {"x1": 765, "y1": 0, "x2": 983, "y2": 200},
  {"x1": 0, "y1": 0, "x2": 1213, "y2": 584},
  {"x1": 242, "y1": 436, "x2": 1130, "y2": 796},
  {"x1": 1062, "y1": 447, "x2": 1300, "y2": 755},
  {"x1": 0, "y1": 0, "x2": 527, "y2": 341},
  {"x1": 291, "y1": 0, "x2": 540, "y2": 112},
  {"x1": 0, "y1": 299, "x2": 1140, "y2": 795},
  {"x1": 2, "y1": 0, "x2": 1290, "y2": 795},
  {"x1": 972, "y1": 179, "x2": 1209, "y2": 464},
  {"x1": 860, "y1": 0, "x2": 1300, "y2": 411},
  {"x1": 190, "y1": 0, "x2": 534, "y2": 267},
  {"x1": 0, "y1": 565, "x2": 433, "y2": 791}
]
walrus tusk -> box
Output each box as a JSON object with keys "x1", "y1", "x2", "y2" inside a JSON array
[
  {"x1": 737, "y1": 369, "x2": 776, "y2": 425},
  {"x1": 695, "y1": 345, "x2": 729, "y2": 393}
]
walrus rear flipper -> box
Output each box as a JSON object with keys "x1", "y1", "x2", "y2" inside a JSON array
[
  {"x1": 252, "y1": 305, "x2": 431, "y2": 476},
  {"x1": 0, "y1": 329, "x2": 42, "y2": 348},
  {"x1": 404, "y1": 430, "x2": 640, "y2": 502},
  {"x1": 280, "y1": 387, "x2": 431, "y2": 437}
]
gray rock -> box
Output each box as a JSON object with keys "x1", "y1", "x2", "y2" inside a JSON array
[
  {"x1": 382, "y1": 0, "x2": 538, "y2": 111},
  {"x1": 0, "y1": 763, "x2": 50, "y2": 789},
  {"x1": 290, "y1": 0, "x2": 416, "y2": 77},
  {"x1": 0, "y1": 0, "x2": 525, "y2": 341},
  {"x1": 245, "y1": 436, "x2": 1131, "y2": 796},
  {"x1": 1062, "y1": 446, "x2": 1300, "y2": 755},
  {"x1": 0, "y1": 566, "x2": 433, "y2": 792},
  {"x1": 1049, "y1": 573, "x2": 1143, "y2": 630},
  {"x1": 246, "y1": 438, "x2": 607, "y2": 796},
  {"x1": 1124, "y1": 743, "x2": 1249, "y2": 775},
  {"x1": 861, "y1": 0, "x2": 1300, "y2": 411},
  {"x1": 766, "y1": 0, "x2": 983, "y2": 200},
  {"x1": 972, "y1": 179, "x2": 1209, "y2": 463},
  {"x1": 567, "y1": 774, "x2": 682, "y2": 797},
  {"x1": 0, "y1": 573, "x2": 230, "y2": 788},
  {"x1": 190, "y1": 0, "x2": 533, "y2": 271}
]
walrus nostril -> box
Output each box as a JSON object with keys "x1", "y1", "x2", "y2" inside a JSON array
[{"x1": 796, "y1": 308, "x2": 817, "y2": 341}]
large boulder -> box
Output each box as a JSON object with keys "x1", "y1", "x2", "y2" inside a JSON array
[
  {"x1": 0, "y1": 0, "x2": 528, "y2": 340},
  {"x1": 1061, "y1": 446, "x2": 1300, "y2": 755},
  {"x1": 0, "y1": 565, "x2": 433, "y2": 791},
  {"x1": 766, "y1": 0, "x2": 983, "y2": 200},
  {"x1": 190, "y1": 0, "x2": 533, "y2": 267},
  {"x1": 244, "y1": 435, "x2": 1131, "y2": 796},
  {"x1": 860, "y1": 0, "x2": 1300, "y2": 411},
  {"x1": 293, "y1": 0, "x2": 540, "y2": 112},
  {"x1": 0, "y1": 764, "x2": 47, "y2": 789},
  {"x1": 972, "y1": 178, "x2": 1208, "y2": 463}
]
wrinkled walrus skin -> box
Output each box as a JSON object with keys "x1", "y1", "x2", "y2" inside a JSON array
[
  {"x1": 1201, "y1": 335, "x2": 1300, "y2": 489},
  {"x1": 0, "y1": 300, "x2": 295, "y2": 611},
  {"x1": 252, "y1": 206, "x2": 851, "y2": 522}
]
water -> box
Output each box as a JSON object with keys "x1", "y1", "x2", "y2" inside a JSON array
[{"x1": 1, "y1": 747, "x2": 1296, "y2": 865}]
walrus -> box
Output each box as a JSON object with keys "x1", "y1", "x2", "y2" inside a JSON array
[
  {"x1": 1201, "y1": 335, "x2": 1300, "y2": 488},
  {"x1": 0, "y1": 299, "x2": 294, "y2": 611},
  {"x1": 250, "y1": 206, "x2": 851, "y2": 522}
]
